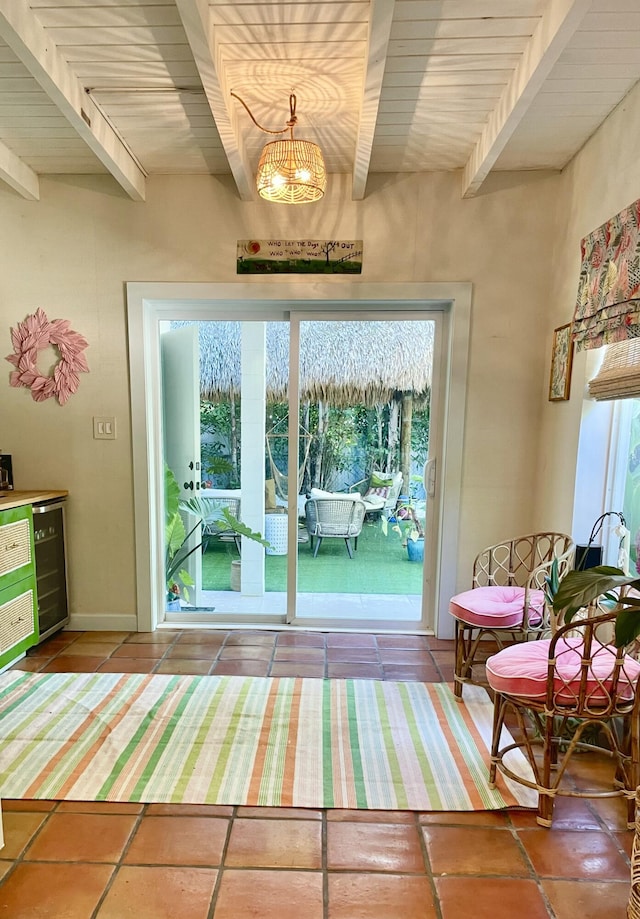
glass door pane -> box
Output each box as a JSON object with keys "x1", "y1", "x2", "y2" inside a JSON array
[
  {"x1": 290, "y1": 316, "x2": 437, "y2": 630},
  {"x1": 162, "y1": 318, "x2": 287, "y2": 622}
]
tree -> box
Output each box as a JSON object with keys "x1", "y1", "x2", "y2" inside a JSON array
[
  {"x1": 400, "y1": 393, "x2": 412, "y2": 496},
  {"x1": 200, "y1": 400, "x2": 236, "y2": 486},
  {"x1": 387, "y1": 399, "x2": 400, "y2": 473},
  {"x1": 320, "y1": 241, "x2": 338, "y2": 265}
]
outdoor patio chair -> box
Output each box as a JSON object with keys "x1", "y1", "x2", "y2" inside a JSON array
[
  {"x1": 449, "y1": 532, "x2": 575, "y2": 699},
  {"x1": 486, "y1": 608, "x2": 640, "y2": 828},
  {"x1": 349, "y1": 470, "x2": 404, "y2": 518},
  {"x1": 304, "y1": 495, "x2": 366, "y2": 558},
  {"x1": 200, "y1": 496, "x2": 242, "y2": 553}
]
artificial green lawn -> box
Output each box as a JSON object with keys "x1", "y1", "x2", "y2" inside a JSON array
[{"x1": 201, "y1": 517, "x2": 423, "y2": 595}]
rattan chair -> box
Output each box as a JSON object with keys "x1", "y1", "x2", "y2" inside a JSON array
[
  {"x1": 449, "y1": 532, "x2": 575, "y2": 699},
  {"x1": 486, "y1": 609, "x2": 640, "y2": 828},
  {"x1": 304, "y1": 496, "x2": 366, "y2": 558}
]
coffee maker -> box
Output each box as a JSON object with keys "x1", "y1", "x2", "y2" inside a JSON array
[{"x1": 0, "y1": 454, "x2": 14, "y2": 492}]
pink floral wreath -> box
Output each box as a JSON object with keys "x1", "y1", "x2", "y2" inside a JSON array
[{"x1": 6, "y1": 308, "x2": 89, "y2": 405}]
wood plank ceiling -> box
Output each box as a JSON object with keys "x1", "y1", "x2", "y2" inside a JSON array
[{"x1": 0, "y1": 0, "x2": 637, "y2": 202}]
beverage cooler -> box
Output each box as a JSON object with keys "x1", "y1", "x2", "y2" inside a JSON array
[{"x1": 32, "y1": 500, "x2": 69, "y2": 641}]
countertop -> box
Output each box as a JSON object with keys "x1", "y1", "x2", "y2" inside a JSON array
[{"x1": 0, "y1": 490, "x2": 68, "y2": 511}]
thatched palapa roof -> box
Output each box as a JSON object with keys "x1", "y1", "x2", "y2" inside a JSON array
[{"x1": 174, "y1": 320, "x2": 434, "y2": 407}]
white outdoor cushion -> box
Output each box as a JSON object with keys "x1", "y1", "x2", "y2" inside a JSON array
[
  {"x1": 309, "y1": 488, "x2": 363, "y2": 502},
  {"x1": 362, "y1": 493, "x2": 386, "y2": 510}
]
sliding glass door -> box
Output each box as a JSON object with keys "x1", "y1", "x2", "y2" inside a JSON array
[
  {"x1": 157, "y1": 309, "x2": 444, "y2": 632},
  {"x1": 287, "y1": 313, "x2": 440, "y2": 631}
]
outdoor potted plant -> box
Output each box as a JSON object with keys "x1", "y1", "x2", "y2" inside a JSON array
[
  {"x1": 384, "y1": 502, "x2": 425, "y2": 561},
  {"x1": 165, "y1": 464, "x2": 269, "y2": 607},
  {"x1": 165, "y1": 464, "x2": 200, "y2": 609},
  {"x1": 181, "y1": 492, "x2": 270, "y2": 593}
]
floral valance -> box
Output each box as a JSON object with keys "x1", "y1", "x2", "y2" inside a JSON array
[{"x1": 573, "y1": 198, "x2": 640, "y2": 351}]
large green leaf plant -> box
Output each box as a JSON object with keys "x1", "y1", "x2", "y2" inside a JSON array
[
  {"x1": 165, "y1": 464, "x2": 269, "y2": 607},
  {"x1": 165, "y1": 464, "x2": 199, "y2": 605},
  {"x1": 180, "y1": 496, "x2": 269, "y2": 550},
  {"x1": 552, "y1": 565, "x2": 640, "y2": 648}
]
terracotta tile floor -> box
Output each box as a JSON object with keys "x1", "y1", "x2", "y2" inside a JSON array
[{"x1": 0, "y1": 627, "x2": 632, "y2": 918}]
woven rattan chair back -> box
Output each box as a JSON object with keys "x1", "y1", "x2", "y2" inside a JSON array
[
  {"x1": 304, "y1": 498, "x2": 366, "y2": 559},
  {"x1": 450, "y1": 532, "x2": 575, "y2": 698},
  {"x1": 488, "y1": 610, "x2": 640, "y2": 828}
]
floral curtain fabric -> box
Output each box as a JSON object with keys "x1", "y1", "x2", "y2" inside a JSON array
[{"x1": 574, "y1": 198, "x2": 640, "y2": 351}]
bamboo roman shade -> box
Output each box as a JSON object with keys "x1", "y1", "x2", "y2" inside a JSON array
[
  {"x1": 588, "y1": 339, "x2": 640, "y2": 401},
  {"x1": 573, "y1": 198, "x2": 640, "y2": 352}
]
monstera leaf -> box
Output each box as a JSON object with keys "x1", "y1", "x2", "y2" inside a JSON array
[
  {"x1": 165, "y1": 464, "x2": 201, "y2": 601},
  {"x1": 180, "y1": 496, "x2": 270, "y2": 549},
  {"x1": 164, "y1": 467, "x2": 271, "y2": 606},
  {"x1": 553, "y1": 565, "x2": 640, "y2": 647}
]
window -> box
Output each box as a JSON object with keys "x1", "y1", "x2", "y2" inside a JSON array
[
  {"x1": 612, "y1": 399, "x2": 640, "y2": 574},
  {"x1": 573, "y1": 394, "x2": 640, "y2": 572}
]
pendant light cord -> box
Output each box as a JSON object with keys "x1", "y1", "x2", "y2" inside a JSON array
[{"x1": 231, "y1": 92, "x2": 298, "y2": 139}]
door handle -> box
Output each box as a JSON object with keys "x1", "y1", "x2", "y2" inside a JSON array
[
  {"x1": 183, "y1": 481, "x2": 194, "y2": 490},
  {"x1": 188, "y1": 461, "x2": 194, "y2": 470},
  {"x1": 424, "y1": 458, "x2": 436, "y2": 498}
]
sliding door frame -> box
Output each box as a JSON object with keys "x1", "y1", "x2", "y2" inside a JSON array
[{"x1": 126, "y1": 281, "x2": 471, "y2": 637}]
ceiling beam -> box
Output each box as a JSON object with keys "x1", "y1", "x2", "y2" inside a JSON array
[
  {"x1": 462, "y1": 0, "x2": 592, "y2": 198},
  {"x1": 0, "y1": 139, "x2": 38, "y2": 200},
  {"x1": 0, "y1": 0, "x2": 145, "y2": 201},
  {"x1": 175, "y1": 0, "x2": 254, "y2": 201},
  {"x1": 352, "y1": 0, "x2": 395, "y2": 200}
]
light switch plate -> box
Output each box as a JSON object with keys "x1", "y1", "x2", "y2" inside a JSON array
[{"x1": 93, "y1": 416, "x2": 116, "y2": 440}]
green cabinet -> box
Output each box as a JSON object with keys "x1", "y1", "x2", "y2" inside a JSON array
[{"x1": 0, "y1": 505, "x2": 38, "y2": 670}]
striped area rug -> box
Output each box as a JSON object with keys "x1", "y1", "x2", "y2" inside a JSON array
[{"x1": 0, "y1": 670, "x2": 536, "y2": 810}]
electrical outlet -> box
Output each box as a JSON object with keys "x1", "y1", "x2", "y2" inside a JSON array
[{"x1": 93, "y1": 416, "x2": 116, "y2": 440}]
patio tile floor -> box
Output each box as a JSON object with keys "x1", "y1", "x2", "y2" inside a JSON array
[{"x1": 0, "y1": 627, "x2": 633, "y2": 918}]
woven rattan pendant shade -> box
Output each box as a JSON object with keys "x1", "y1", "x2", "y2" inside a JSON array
[
  {"x1": 256, "y1": 138, "x2": 326, "y2": 204},
  {"x1": 588, "y1": 338, "x2": 640, "y2": 400}
]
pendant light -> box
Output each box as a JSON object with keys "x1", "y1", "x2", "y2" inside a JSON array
[{"x1": 231, "y1": 91, "x2": 326, "y2": 204}]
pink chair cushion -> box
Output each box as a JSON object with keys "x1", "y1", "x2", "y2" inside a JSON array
[
  {"x1": 449, "y1": 585, "x2": 545, "y2": 629},
  {"x1": 486, "y1": 637, "x2": 640, "y2": 704}
]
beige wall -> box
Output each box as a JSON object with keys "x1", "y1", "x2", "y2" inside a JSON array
[
  {"x1": 0, "y1": 161, "x2": 562, "y2": 626},
  {"x1": 536, "y1": 78, "x2": 640, "y2": 530}
]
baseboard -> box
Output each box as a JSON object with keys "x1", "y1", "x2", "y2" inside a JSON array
[{"x1": 67, "y1": 614, "x2": 140, "y2": 632}]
